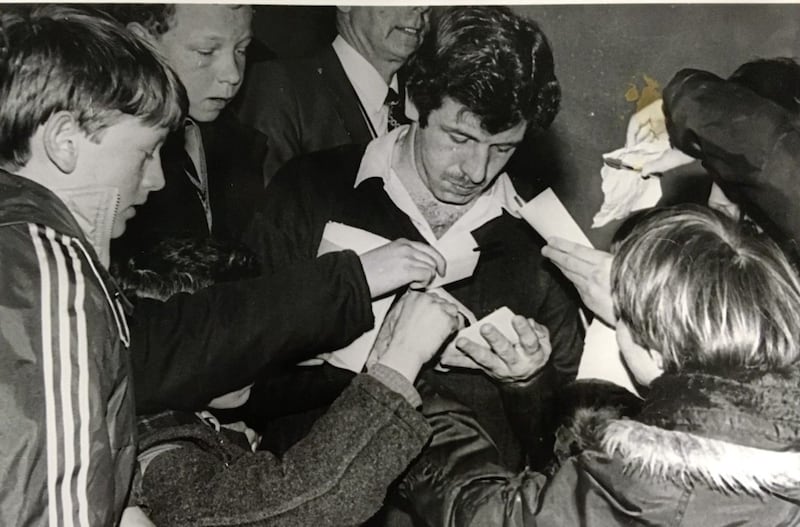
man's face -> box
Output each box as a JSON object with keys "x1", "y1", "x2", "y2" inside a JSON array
[
  {"x1": 345, "y1": 7, "x2": 428, "y2": 66},
  {"x1": 414, "y1": 98, "x2": 527, "y2": 205},
  {"x1": 79, "y1": 118, "x2": 167, "y2": 238},
  {"x1": 152, "y1": 5, "x2": 252, "y2": 122}
]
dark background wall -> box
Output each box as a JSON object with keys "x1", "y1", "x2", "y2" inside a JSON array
[{"x1": 250, "y1": 4, "x2": 800, "y2": 249}]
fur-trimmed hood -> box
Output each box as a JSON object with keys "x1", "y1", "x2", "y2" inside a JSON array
[
  {"x1": 570, "y1": 372, "x2": 800, "y2": 497},
  {"x1": 602, "y1": 419, "x2": 800, "y2": 496}
]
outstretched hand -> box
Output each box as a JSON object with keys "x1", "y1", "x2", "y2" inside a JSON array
[
  {"x1": 542, "y1": 237, "x2": 615, "y2": 326},
  {"x1": 360, "y1": 238, "x2": 446, "y2": 298},
  {"x1": 440, "y1": 315, "x2": 552, "y2": 384},
  {"x1": 371, "y1": 291, "x2": 462, "y2": 383}
]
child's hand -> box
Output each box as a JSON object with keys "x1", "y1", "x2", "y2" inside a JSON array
[{"x1": 373, "y1": 291, "x2": 461, "y2": 382}]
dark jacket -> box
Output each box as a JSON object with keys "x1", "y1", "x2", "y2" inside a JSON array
[
  {"x1": 139, "y1": 374, "x2": 431, "y2": 527},
  {"x1": 0, "y1": 170, "x2": 136, "y2": 525},
  {"x1": 236, "y1": 45, "x2": 373, "y2": 185},
  {"x1": 244, "y1": 142, "x2": 584, "y2": 469},
  {"x1": 129, "y1": 250, "x2": 374, "y2": 414},
  {"x1": 402, "y1": 373, "x2": 800, "y2": 526},
  {"x1": 114, "y1": 111, "x2": 267, "y2": 258},
  {"x1": 663, "y1": 68, "x2": 800, "y2": 257},
  {"x1": 108, "y1": 109, "x2": 375, "y2": 414}
]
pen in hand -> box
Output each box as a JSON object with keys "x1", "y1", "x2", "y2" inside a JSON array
[
  {"x1": 603, "y1": 157, "x2": 661, "y2": 179},
  {"x1": 603, "y1": 157, "x2": 639, "y2": 171}
]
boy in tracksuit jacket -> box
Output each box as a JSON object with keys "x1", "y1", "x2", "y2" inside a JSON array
[{"x1": 0, "y1": 7, "x2": 186, "y2": 525}]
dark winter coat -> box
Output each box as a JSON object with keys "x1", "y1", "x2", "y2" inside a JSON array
[
  {"x1": 663, "y1": 68, "x2": 800, "y2": 258},
  {"x1": 138, "y1": 374, "x2": 431, "y2": 527},
  {"x1": 402, "y1": 373, "x2": 800, "y2": 526}
]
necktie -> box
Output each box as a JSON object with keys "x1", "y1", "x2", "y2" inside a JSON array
[
  {"x1": 385, "y1": 88, "x2": 410, "y2": 131},
  {"x1": 183, "y1": 121, "x2": 212, "y2": 231}
]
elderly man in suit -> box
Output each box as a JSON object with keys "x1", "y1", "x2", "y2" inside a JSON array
[{"x1": 237, "y1": 6, "x2": 430, "y2": 185}]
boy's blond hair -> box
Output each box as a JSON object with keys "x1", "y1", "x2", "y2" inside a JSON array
[{"x1": 612, "y1": 204, "x2": 800, "y2": 375}]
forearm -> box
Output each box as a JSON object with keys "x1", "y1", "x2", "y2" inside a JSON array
[
  {"x1": 131, "y1": 250, "x2": 373, "y2": 413},
  {"x1": 147, "y1": 374, "x2": 430, "y2": 527},
  {"x1": 663, "y1": 69, "x2": 793, "y2": 166}
]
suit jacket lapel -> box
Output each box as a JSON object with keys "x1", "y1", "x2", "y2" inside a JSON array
[{"x1": 316, "y1": 45, "x2": 374, "y2": 145}]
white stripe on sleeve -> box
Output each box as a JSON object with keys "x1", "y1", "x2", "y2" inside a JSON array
[
  {"x1": 29, "y1": 224, "x2": 61, "y2": 526},
  {"x1": 64, "y1": 236, "x2": 91, "y2": 527}
]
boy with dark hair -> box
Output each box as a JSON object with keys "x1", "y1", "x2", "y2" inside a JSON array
[{"x1": 0, "y1": 6, "x2": 186, "y2": 524}]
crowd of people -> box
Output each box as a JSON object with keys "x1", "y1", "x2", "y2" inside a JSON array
[{"x1": 1, "y1": 4, "x2": 799, "y2": 526}]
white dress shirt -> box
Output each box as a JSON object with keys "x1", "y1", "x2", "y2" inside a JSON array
[{"x1": 332, "y1": 35, "x2": 400, "y2": 138}]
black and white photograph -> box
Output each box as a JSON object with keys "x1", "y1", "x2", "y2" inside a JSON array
[{"x1": 1, "y1": 3, "x2": 799, "y2": 525}]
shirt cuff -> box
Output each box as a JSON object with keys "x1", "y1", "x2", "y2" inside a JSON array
[{"x1": 367, "y1": 363, "x2": 422, "y2": 408}]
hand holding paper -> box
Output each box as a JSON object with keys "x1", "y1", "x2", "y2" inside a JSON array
[
  {"x1": 427, "y1": 231, "x2": 479, "y2": 289},
  {"x1": 440, "y1": 307, "x2": 552, "y2": 384},
  {"x1": 542, "y1": 238, "x2": 615, "y2": 326},
  {"x1": 360, "y1": 238, "x2": 446, "y2": 297}
]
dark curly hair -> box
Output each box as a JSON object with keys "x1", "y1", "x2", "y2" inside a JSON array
[
  {"x1": 406, "y1": 6, "x2": 560, "y2": 135},
  {"x1": 99, "y1": 4, "x2": 176, "y2": 36},
  {"x1": 111, "y1": 237, "x2": 260, "y2": 302}
]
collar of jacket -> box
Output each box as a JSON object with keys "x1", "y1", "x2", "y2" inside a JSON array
[
  {"x1": 598, "y1": 371, "x2": 800, "y2": 496},
  {"x1": 0, "y1": 168, "x2": 119, "y2": 267},
  {"x1": 0, "y1": 169, "x2": 132, "y2": 336}
]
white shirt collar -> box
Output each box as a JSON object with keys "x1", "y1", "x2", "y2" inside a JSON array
[
  {"x1": 333, "y1": 35, "x2": 398, "y2": 116},
  {"x1": 353, "y1": 124, "x2": 522, "y2": 245}
]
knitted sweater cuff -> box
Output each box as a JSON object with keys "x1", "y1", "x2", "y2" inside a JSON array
[{"x1": 367, "y1": 363, "x2": 422, "y2": 408}]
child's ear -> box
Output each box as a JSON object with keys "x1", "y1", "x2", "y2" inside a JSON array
[
  {"x1": 42, "y1": 111, "x2": 80, "y2": 174},
  {"x1": 647, "y1": 348, "x2": 666, "y2": 375}
]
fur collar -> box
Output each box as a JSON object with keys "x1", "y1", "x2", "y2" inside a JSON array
[
  {"x1": 566, "y1": 373, "x2": 800, "y2": 496},
  {"x1": 601, "y1": 419, "x2": 800, "y2": 496}
]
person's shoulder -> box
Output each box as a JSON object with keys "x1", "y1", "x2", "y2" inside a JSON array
[
  {"x1": 245, "y1": 46, "x2": 334, "y2": 89},
  {"x1": 204, "y1": 111, "x2": 267, "y2": 156},
  {"x1": 278, "y1": 142, "x2": 368, "y2": 184},
  {"x1": 264, "y1": 142, "x2": 368, "y2": 207}
]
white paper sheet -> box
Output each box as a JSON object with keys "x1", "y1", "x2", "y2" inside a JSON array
[
  {"x1": 318, "y1": 221, "x2": 391, "y2": 255},
  {"x1": 517, "y1": 188, "x2": 593, "y2": 247},
  {"x1": 455, "y1": 306, "x2": 518, "y2": 345},
  {"x1": 308, "y1": 222, "x2": 396, "y2": 372},
  {"x1": 311, "y1": 222, "x2": 481, "y2": 372},
  {"x1": 428, "y1": 232, "x2": 479, "y2": 288},
  {"x1": 592, "y1": 146, "x2": 664, "y2": 228},
  {"x1": 515, "y1": 190, "x2": 639, "y2": 395},
  {"x1": 577, "y1": 319, "x2": 639, "y2": 396},
  {"x1": 438, "y1": 306, "x2": 518, "y2": 370}
]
